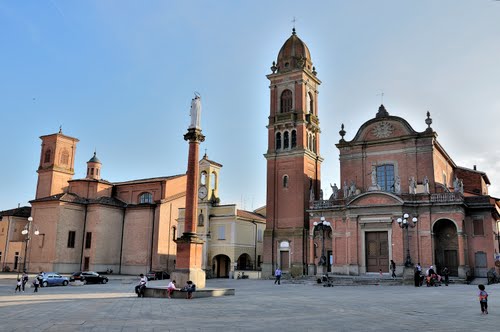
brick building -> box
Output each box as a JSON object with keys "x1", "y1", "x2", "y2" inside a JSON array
[
  {"x1": 27, "y1": 129, "x2": 186, "y2": 274},
  {"x1": 263, "y1": 29, "x2": 500, "y2": 279}
]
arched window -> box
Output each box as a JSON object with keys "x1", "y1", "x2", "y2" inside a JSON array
[
  {"x1": 211, "y1": 172, "x2": 217, "y2": 189},
  {"x1": 308, "y1": 92, "x2": 314, "y2": 114},
  {"x1": 200, "y1": 171, "x2": 207, "y2": 185},
  {"x1": 291, "y1": 130, "x2": 297, "y2": 148},
  {"x1": 308, "y1": 134, "x2": 313, "y2": 151},
  {"x1": 283, "y1": 175, "x2": 289, "y2": 188},
  {"x1": 198, "y1": 213, "x2": 204, "y2": 227},
  {"x1": 60, "y1": 149, "x2": 69, "y2": 165},
  {"x1": 44, "y1": 149, "x2": 51, "y2": 163},
  {"x1": 139, "y1": 192, "x2": 153, "y2": 204},
  {"x1": 276, "y1": 132, "x2": 282, "y2": 150},
  {"x1": 312, "y1": 136, "x2": 317, "y2": 153},
  {"x1": 284, "y1": 131, "x2": 289, "y2": 149},
  {"x1": 280, "y1": 89, "x2": 293, "y2": 113}
]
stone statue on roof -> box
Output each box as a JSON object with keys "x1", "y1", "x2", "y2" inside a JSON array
[{"x1": 189, "y1": 93, "x2": 202, "y2": 129}]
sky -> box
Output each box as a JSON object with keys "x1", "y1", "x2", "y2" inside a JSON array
[{"x1": 1, "y1": 0, "x2": 499, "y2": 212}]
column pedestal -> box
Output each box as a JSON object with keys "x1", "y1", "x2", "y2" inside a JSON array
[{"x1": 171, "y1": 233, "x2": 206, "y2": 289}]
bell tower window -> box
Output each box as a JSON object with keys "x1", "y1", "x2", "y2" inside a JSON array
[
  {"x1": 60, "y1": 149, "x2": 69, "y2": 165},
  {"x1": 200, "y1": 171, "x2": 207, "y2": 185},
  {"x1": 280, "y1": 89, "x2": 293, "y2": 113},
  {"x1": 291, "y1": 130, "x2": 297, "y2": 148},
  {"x1": 44, "y1": 149, "x2": 51, "y2": 163},
  {"x1": 307, "y1": 92, "x2": 314, "y2": 114},
  {"x1": 284, "y1": 131, "x2": 289, "y2": 149},
  {"x1": 276, "y1": 132, "x2": 282, "y2": 150}
]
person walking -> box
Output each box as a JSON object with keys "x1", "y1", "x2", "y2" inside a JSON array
[
  {"x1": 274, "y1": 267, "x2": 282, "y2": 285},
  {"x1": 414, "y1": 263, "x2": 422, "y2": 287},
  {"x1": 33, "y1": 277, "x2": 40, "y2": 293},
  {"x1": 21, "y1": 271, "x2": 28, "y2": 292},
  {"x1": 14, "y1": 279, "x2": 22, "y2": 293},
  {"x1": 442, "y1": 266, "x2": 450, "y2": 286},
  {"x1": 390, "y1": 260, "x2": 396, "y2": 279},
  {"x1": 478, "y1": 284, "x2": 488, "y2": 314}
]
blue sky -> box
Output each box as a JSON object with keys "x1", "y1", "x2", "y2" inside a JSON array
[{"x1": 1, "y1": 0, "x2": 499, "y2": 211}]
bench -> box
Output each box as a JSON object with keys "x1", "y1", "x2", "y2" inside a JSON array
[{"x1": 143, "y1": 286, "x2": 235, "y2": 299}]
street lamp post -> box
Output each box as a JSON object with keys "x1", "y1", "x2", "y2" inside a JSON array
[
  {"x1": 397, "y1": 213, "x2": 418, "y2": 267},
  {"x1": 21, "y1": 216, "x2": 39, "y2": 273},
  {"x1": 313, "y1": 217, "x2": 331, "y2": 274}
]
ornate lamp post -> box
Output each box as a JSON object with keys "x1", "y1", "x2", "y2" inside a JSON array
[
  {"x1": 397, "y1": 213, "x2": 418, "y2": 267},
  {"x1": 313, "y1": 217, "x2": 331, "y2": 273},
  {"x1": 21, "y1": 216, "x2": 39, "y2": 273}
]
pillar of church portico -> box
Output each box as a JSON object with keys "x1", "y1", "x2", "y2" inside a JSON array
[{"x1": 171, "y1": 97, "x2": 206, "y2": 289}]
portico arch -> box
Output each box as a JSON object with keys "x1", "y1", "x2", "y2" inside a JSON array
[
  {"x1": 212, "y1": 254, "x2": 230, "y2": 278},
  {"x1": 432, "y1": 219, "x2": 459, "y2": 277}
]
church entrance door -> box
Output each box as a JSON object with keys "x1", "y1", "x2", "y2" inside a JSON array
[
  {"x1": 366, "y1": 231, "x2": 389, "y2": 272},
  {"x1": 433, "y1": 219, "x2": 459, "y2": 277}
]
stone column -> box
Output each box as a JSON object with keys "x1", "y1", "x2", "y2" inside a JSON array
[{"x1": 171, "y1": 128, "x2": 206, "y2": 289}]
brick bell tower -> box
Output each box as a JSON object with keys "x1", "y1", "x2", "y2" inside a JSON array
[{"x1": 263, "y1": 29, "x2": 323, "y2": 277}]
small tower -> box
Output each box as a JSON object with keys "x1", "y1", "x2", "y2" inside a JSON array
[
  {"x1": 36, "y1": 128, "x2": 79, "y2": 199},
  {"x1": 86, "y1": 151, "x2": 102, "y2": 180},
  {"x1": 198, "y1": 153, "x2": 222, "y2": 203}
]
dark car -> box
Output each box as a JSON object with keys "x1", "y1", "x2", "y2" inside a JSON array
[
  {"x1": 146, "y1": 271, "x2": 170, "y2": 281},
  {"x1": 70, "y1": 271, "x2": 109, "y2": 284}
]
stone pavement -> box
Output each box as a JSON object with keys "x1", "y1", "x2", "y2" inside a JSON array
[{"x1": 0, "y1": 277, "x2": 498, "y2": 331}]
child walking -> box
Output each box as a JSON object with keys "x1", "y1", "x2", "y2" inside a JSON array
[
  {"x1": 15, "y1": 278, "x2": 22, "y2": 293},
  {"x1": 478, "y1": 284, "x2": 488, "y2": 315}
]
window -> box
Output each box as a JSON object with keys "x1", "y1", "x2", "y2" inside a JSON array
[
  {"x1": 67, "y1": 231, "x2": 76, "y2": 248},
  {"x1": 211, "y1": 172, "x2": 217, "y2": 189},
  {"x1": 90, "y1": 168, "x2": 94, "y2": 175},
  {"x1": 280, "y1": 89, "x2": 293, "y2": 113},
  {"x1": 0, "y1": 251, "x2": 2, "y2": 263},
  {"x1": 442, "y1": 172, "x2": 447, "y2": 187},
  {"x1": 200, "y1": 171, "x2": 207, "y2": 185},
  {"x1": 312, "y1": 136, "x2": 316, "y2": 153},
  {"x1": 473, "y1": 219, "x2": 484, "y2": 236},
  {"x1": 218, "y1": 226, "x2": 225, "y2": 240},
  {"x1": 275, "y1": 132, "x2": 282, "y2": 150},
  {"x1": 284, "y1": 131, "x2": 289, "y2": 149},
  {"x1": 291, "y1": 130, "x2": 297, "y2": 148},
  {"x1": 283, "y1": 175, "x2": 289, "y2": 188},
  {"x1": 257, "y1": 255, "x2": 262, "y2": 268},
  {"x1": 257, "y1": 229, "x2": 263, "y2": 242},
  {"x1": 376, "y1": 164, "x2": 395, "y2": 192},
  {"x1": 172, "y1": 227, "x2": 177, "y2": 240},
  {"x1": 85, "y1": 232, "x2": 92, "y2": 249},
  {"x1": 139, "y1": 192, "x2": 153, "y2": 204},
  {"x1": 308, "y1": 92, "x2": 314, "y2": 114},
  {"x1": 44, "y1": 149, "x2": 51, "y2": 163},
  {"x1": 60, "y1": 149, "x2": 69, "y2": 165},
  {"x1": 198, "y1": 213, "x2": 204, "y2": 227}
]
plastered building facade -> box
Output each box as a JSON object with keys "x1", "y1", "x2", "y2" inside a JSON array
[{"x1": 177, "y1": 154, "x2": 266, "y2": 279}]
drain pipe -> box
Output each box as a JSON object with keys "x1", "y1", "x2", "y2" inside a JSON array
[{"x1": 118, "y1": 208, "x2": 126, "y2": 274}]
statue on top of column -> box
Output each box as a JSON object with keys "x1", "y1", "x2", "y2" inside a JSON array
[{"x1": 189, "y1": 93, "x2": 202, "y2": 130}]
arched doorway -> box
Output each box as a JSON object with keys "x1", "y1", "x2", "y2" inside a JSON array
[
  {"x1": 433, "y1": 219, "x2": 459, "y2": 276},
  {"x1": 212, "y1": 254, "x2": 230, "y2": 278},
  {"x1": 237, "y1": 253, "x2": 252, "y2": 270}
]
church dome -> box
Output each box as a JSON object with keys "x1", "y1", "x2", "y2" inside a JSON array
[
  {"x1": 275, "y1": 28, "x2": 313, "y2": 74},
  {"x1": 88, "y1": 152, "x2": 101, "y2": 164}
]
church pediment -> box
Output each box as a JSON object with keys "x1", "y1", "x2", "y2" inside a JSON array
[
  {"x1": 347, "y1": 192, "x2": 403, "y2": 207},
  {"x1": 354, "y1": 117, "x2": 417, "y2": 143}
]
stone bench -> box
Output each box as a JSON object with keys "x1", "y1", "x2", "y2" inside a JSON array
[{"x1": 143, "y1": 286, "x2": 235, "y2": 299}]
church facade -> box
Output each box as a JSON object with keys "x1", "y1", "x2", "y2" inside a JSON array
[
  {"x1": 263, "y1": 30, "x2": 500, "y2": 279},
  {"x1": 28, "y1": 130, "x2": 186, "y2": 274}
]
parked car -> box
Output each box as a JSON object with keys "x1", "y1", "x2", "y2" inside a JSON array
[
  {"x1": 146, "y1": 271, "x2": 170, "y2": 281},
  {"x1": 70, "y1": 271, "x2": 109, "y2": 284},
  {"x1": 40, "y1": 272, "x2": 69, "y2": 287}
]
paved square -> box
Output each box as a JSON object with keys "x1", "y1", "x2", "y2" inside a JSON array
[{"x1": 0, "y1": 276, "x2": 498, "y2": 331}]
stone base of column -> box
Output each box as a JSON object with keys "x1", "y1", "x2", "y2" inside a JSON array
[
  {"x1": 173, "y1": 233, "x2": 206, "y2": 288},
  {"x1": 171, "y1": 268, "x2": 206, "y2": 290}
]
